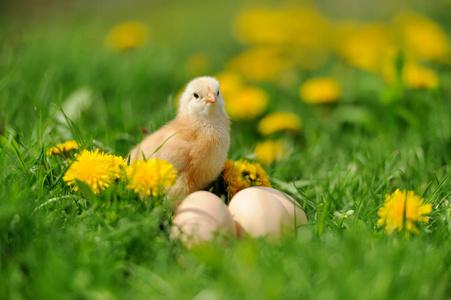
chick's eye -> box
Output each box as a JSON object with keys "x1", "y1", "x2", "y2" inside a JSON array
[
  {"x1": 217, "y1": 91, "x2": 219, "y2": 96},
  {"x1": 193, "y1": 93, "x2": 199, "y2": 99}
]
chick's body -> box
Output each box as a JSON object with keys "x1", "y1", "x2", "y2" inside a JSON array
[{"x1": 129, "y1": 77, "x2": 230, "y2": 198}]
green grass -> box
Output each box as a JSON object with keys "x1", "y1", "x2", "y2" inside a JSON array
[{"x1": 1, "y1": 2, "x2": 451, "y2": 299}]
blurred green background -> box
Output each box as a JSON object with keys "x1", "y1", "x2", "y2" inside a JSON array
[{"x1": 1, "y1": 0, "x2": 451, "y2": 299}]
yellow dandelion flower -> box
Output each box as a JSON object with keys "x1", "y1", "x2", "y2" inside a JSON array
[
  {"x1": 254, "y1": 140, "x2": 287, "y2": 165},
  {"x1": 63, "y1": 150, "x2": 125, "y2": 194},
  {"x1": 232, "y1": 6, "x2": 330, "y2": 71},
  {"x1": 233, "y1": 8, "x2": 293, "y2": 45},
  {"x1": 394, "y1": 11, "x2": 451, "y2": 62},
  {"x1": 105, "y1": 21, "x2": 149, "y2": 51},
  {"x1": 227, "y1": 46, "x2": 289, "y2": 82},
  {"x1": 286, "y1": 7, "x2": 331, "y2": 49},
  {"x1": 215, "y1": 71, "x2": 245, "y2": 99},
  {"x1": 377, "y1": 189, "x2": 432, "y2": 234},
  {"x1": 125, "y1": 159, "x2": 177, "y2": 197},
  {"x1": 233, "y1": 6, "x2": 330, "y2": 49},
  {"x1": 334, "y1": 21, "x2": 396, "y2": 72},
  {"x1": 299, "y1": 77, "x2": 341, "y2": 104},
  {"x1": 105, "y1": 153, "x2": 127, "y2": 180},
  {"x1": 46, "y1": 140, "x2": 80, "y2": 156},
  {"x1": 225, "y1": 85, "x2": 269, "y2": 120},
  {"x1": 222, "y1": 159, "x2": 272, "y2": 198},
  {"x1": 402, "y1": 63, "x2": 439, "y2": 89},
  {"x1": 257, "y1": 112, "x2": 301, "y2": 136}
]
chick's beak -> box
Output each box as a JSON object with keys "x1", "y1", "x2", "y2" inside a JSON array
[{"x1": 204, "y1": 87, "x2": 217, "y2": 104}]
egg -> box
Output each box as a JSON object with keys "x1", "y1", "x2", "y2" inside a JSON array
[
  {"x1": 171, "y1": 191, "x2": 236, "y2": 247},
  {"x1": 251, "y1": 187, "x2": 307, "y2": 227},
  {"x1": 228, "y1": 187, "x2": 294, "y2": 239}
]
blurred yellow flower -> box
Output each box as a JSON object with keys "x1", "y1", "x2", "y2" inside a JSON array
[
  {"x1": 222, "y1": 159, "x2": 272, "y2": 198},
  {"x1": 185, "y1": 53, "x2": 211, "y2": 77},
  {"x1": 335, "y1": 22, "x2": 396, "y2": 72},
  {"x1": 46, "y1": 140, "x2": 80, "y2": 156},
  {"x1": 377, "y1": 189, "x2": 432, "y2": 234},
  {"x1": 402, "y1": 63, "x2": 439, "y2": 89},
  {"x1": 125, "y1": 159, "x2": 177, "y2": 197},
  {"x1": 254, "y1": 140, "x2": 287, "y2": 164},
  {"x1": 215, "y1": 71, "x2": 245, "y2": 98},
  {"x1": 233, "y1": 6, "x2": 331, "y2": 72},
  {"x1": 233, "y1": 6, "x2": 330, "y2": 49},
  {"x1": 299, "y1": 77, "x2": 341, "y2": 104},
  {"x1": 257, "y1": 112, "x2": 301, "y2": 136},
  {"x1": 233, "y1": 8, "x2": 292, "y2": 45},
  {"x1": 105, "y1": 21, "x2": 149, "y2": 51},
  {"x1": 227, "y1": 47, "x2": 289, "y2": 82},
  {"x1": 63, "y1": 150, "x2": 125, "y2": 194},
  {"x1": 225, "y1": 85, "x2": 269, "y2": 120},
  {"x1": 287, "y1": 7, "x2": 331, "y2": 49},
  {"x1": 382, "y1": 56, "x2": 440, "y2": 89},
  {"x1": 108, "y1": 154, "x2": 127, "y2": 179},
  {"x1": 394, "y1": 11, "x2": 451, "y2": 62}
]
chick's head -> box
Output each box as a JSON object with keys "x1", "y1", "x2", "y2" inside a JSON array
[{"x1": 178, "y1": 76, "x2": 227, "y2": 118}]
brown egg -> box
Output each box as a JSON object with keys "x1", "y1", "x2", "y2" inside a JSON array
[
  {"x1": 228, "y1": 187, "x2": 294, "y2": 239},
  {"x1": 251, "y1": 187, "x2": 307, "y2": 227},
  {"x1": 170, "y1": 191, "x2": 236, "y2": 247}
]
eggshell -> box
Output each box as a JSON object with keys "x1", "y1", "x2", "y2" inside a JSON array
[
  {"x1": 251, "y1": 187, "x2": 307, "y2": 227},
  {"x1": 228, "y1": 187, "x2": 294, "y2": 239},
  {"x1": 171, "y1": 191, "x2": 236, "y2": 247}
]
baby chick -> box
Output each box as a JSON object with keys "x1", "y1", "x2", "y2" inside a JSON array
[{"x1": 129, "y1": 76, "x2": 230, "y2": 199}]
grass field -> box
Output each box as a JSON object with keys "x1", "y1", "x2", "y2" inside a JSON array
[{"x1": 1, "y1": 1, "x2": 451, "y2": 299}]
